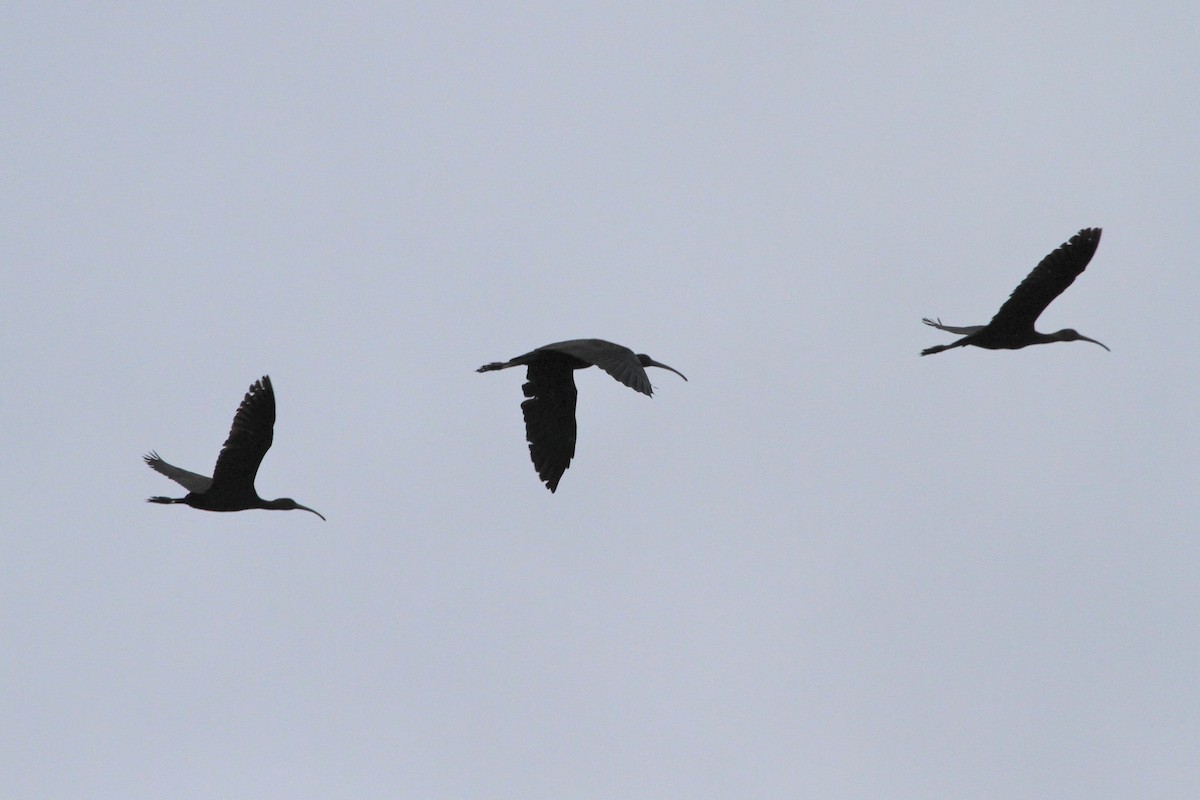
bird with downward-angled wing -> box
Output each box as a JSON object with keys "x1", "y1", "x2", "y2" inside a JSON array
[{"x1": 478, "y1": 339, "x2": 687, "y2": 492}]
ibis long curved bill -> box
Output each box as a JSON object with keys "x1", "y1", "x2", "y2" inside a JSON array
[
  {"x1": 1070, "y1": 332, "x2": 1110, "y2": 351},
  {"x1": 275, "y1": 499, "x2": 326, "y2": 520},
  {"x1": 640, "y1": 357, "x2": 688, "y2": 382}
]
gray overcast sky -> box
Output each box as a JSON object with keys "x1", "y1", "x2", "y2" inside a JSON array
[{"x1": 3, "y1": 2, "x2": 1198, "y2": 797}]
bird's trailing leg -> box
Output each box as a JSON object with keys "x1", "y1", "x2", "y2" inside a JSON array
[
  {"x1": 920, "y1": 337, "x2": 973, "y2": 356},
  {"x1": 477, "y1": 358, "x2": 526, "y2": 373},
  {"x1": 922, "y1": 318, "x2": 986, "y2": 335},
  {"x1": 921, "y1": 318, "x2": 984, "y2": 355}
]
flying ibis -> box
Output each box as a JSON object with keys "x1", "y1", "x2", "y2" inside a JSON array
[
  {"x1": 922, "y1": 227, "x2": 1109, "y2": 356},
  {"x1": 478, "y1": 339, "x2": 687, "y2": 492},
  {"x1": 144, "y1": 375, "x2": 325, "y2": 520}
]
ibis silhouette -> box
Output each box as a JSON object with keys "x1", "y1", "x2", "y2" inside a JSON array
[
  {"x1": 921, "y1": 227, "x2": 1109, "y2": 356},
  {"x1": 144, "y1": 375, "x2": 325, "y2": 520},
  {"x1": 478, "y1": 339, "x2": 687, "y2": 492}
]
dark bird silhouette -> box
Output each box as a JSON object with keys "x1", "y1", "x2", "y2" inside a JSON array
[
  {"x1": 144, "y1": 375, "x2": 325, "y2": 520},
  {"x1": 921, "y1": 227, "x2": 1109, "y2": 356},
  {"x1": 478, "y1": 339, "x2": 687, "y2": 492}
]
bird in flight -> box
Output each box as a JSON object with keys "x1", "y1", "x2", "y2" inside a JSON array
[
  {"x1": 478, "y1": 339, "x2": 687, "y2": 491},
  {"x1": 922, "y1": 227, "x2": 1109, "y2": 356},
  {"x1": 144, "y1": 375, "x2": 325, "y2": 520}
]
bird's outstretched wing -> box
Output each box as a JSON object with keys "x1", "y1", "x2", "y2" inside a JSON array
[
  {"x1": 209, "y1": 376, "x2": 276, "y2": 495},
  {"x1": 520, "y1": 358, "x2": 579, "y2": 492},
  {"x1": 540, "y1": 339, "x2": 652, "y2": 395},
  {"x1": 988, "y1": 228, "x2": 1102, "y2": 335},
  {"x1": 143, "y1": 451, "x2": 213, "y2": 493}
]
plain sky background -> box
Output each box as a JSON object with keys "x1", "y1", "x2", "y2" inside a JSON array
[{"x1": 3, "y1": 2, "x2": 1199, "y2": 797}]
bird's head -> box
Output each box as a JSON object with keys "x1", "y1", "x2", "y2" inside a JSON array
[
  {"x1": 269, "y1": 498, "x2": 327, "y2": 520},
  {"x1": 636, "y1": 354, "x2": 688, "y2": 382},
  {"x1": 1056, "y1": 329, "x2": 1110, "y2": 351}
]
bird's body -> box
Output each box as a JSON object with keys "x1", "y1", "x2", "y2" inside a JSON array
[
  {"x1": 478, "y1": 338, "x2": 686, "y2": 492},
  {"x1": 144, "y1": 375, "x2": 325, "y2": 520},
  {"x1": 921, "y1": 227, "x2": 1109, "y2": 356}
]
